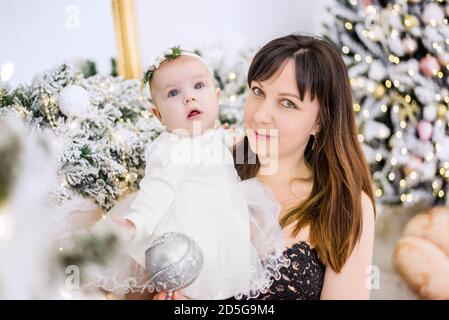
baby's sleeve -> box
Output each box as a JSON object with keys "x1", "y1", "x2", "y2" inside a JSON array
[{"x1": 122, "y1": 138, "x2": 198, "y2": 242}]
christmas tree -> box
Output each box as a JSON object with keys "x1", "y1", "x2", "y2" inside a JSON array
[
  {"x1": 325, "y1": 0, "x2": 449, "y2": 206},
  {"x1": 0, "y1": 64, "x2": 163, "y2": 211}
]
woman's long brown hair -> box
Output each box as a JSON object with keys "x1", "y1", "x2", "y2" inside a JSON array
[{"x1": 233, "y1": 34, "x2": 376, "y2": 272}]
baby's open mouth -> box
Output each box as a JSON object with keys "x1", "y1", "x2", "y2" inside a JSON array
[{"x1": 187, "y1": 108, "x2": 202, "y2": 119}]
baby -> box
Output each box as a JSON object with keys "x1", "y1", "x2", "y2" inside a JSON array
[{"x1": 104, "y1": 47, "x2": 289, "y2": 300}]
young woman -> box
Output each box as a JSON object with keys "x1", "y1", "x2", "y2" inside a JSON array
[{"x1": 154, "y1": 33, "x2": 376, "y2": 300}]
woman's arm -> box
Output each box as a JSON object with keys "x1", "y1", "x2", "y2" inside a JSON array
[{"x1": 320, "y1": 192, "x2": 376, "y2": 300}]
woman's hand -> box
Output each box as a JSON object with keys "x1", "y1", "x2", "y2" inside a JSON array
[
  {"x1": 222, "y1": 122, "x2": 244, "y2": 148},
  {"x1": 153, "y1": 290, "x2": 189, "y2": 300}
]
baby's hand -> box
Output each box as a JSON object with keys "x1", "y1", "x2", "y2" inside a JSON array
[{"x1": 110, "y1": 215, "x2": 136, "y2": 240}]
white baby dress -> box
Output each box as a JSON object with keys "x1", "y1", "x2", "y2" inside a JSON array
[{"x1": 92, "y1": 127, "x2": 289, "y2": 299}]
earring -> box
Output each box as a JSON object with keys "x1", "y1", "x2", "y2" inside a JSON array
[{"x1": 312, "y1": 134, "x2": 317, "y2": 151}]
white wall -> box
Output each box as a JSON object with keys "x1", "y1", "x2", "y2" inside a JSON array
[{"x1": 0, "y1": 0, "x2": 333, "y2": 86}]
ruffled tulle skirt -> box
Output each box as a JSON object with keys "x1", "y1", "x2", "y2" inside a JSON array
[{"x1": 87, "y1": 178, "x2": 290, "y2": 300}]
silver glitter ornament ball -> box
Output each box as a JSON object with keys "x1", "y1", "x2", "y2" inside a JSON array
[{"x1": 145, "y1": 232, "x2": 203, "y2": 299}]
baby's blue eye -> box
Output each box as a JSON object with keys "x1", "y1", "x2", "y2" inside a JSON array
[
  {"x1": 194, "y1": 82, "x2": 205, "y2": 89},
  {"x1": 168, "y1": 89, "x2": 179, "y2": 97}
]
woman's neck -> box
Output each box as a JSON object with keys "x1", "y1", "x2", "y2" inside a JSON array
[
  {"x1": 257, "y1": 154, "x2": 312, "y2": 187},
  {"x1": 256, "y1": 154, "x2": 313, "y2": 212}
]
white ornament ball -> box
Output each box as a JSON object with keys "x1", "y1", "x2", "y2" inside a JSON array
[
  {"x1": 422, "y1": 3, "x2": 445, "y2": 26},
  {"x1": 423, "y1": 104, "x2": 437, "y2": 122},
  {"x1": 58, "y1": 84, "x2": 90, "y2": 118}
]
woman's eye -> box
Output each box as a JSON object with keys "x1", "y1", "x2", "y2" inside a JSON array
[
  {"x1": 168, "y1": 89, "x2": 179, "y2": 97},
  {"x1": 281, "y1": 99, "x2": 297, "y2": 109},
  {"x1": 251, "y1": 87, "x2": 264, "y2": 96},
  {"x1": 194, "y1": 82, "x2": 205, "y2": 89}
]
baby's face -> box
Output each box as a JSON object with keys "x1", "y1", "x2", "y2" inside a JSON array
[{"x1": 150, "y1": 56, "x2": 220, "y2": 136}]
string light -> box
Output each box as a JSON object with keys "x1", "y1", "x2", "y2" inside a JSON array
[
  {"x1": 388, "y1": 55, "x2": 400, "y2": 64},
  {"x1": 366, "y1": 5, "x2": 377, "y2": 15},
  {"x1": 391, "y1": 29, "x2": 399, "y2": 38},
  {"x1": 379, "y1": 128, "x2": 389, "y2": 138}
]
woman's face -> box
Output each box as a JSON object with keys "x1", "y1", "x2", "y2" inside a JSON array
[{"x1": 244, "y1": 58, "x2": 320, "y2": 169}]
